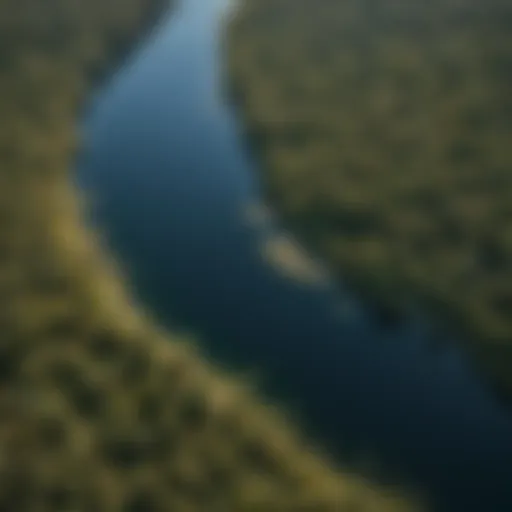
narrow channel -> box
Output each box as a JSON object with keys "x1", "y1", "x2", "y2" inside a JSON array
[{"x1": 76, "y1": 0, "x2": 512, "y2": 510}]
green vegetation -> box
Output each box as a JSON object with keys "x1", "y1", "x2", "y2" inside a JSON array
[
  {"x1": 0, "y1": 0, "x2": 421, "y2": 509},
  {"x1": 227, "y1": 0, "x2": 512, "y2": 393}
]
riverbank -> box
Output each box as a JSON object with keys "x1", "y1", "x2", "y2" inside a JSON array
[
  {"x1": 226, "y1": 0, "x2": 512, "y2": 395},
  {"x1": 0, "y1": 0, "x2": 420, "y2": 509}
]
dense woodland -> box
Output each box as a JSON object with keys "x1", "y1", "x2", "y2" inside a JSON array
[
  {"x1": 0, "y1": 0, "x2": 420, "y2": 509},
  {"x1": 228, "y1": 0, "x2": 512, "y2": 394}
]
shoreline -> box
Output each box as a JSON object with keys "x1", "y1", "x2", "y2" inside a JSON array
[{"x1": 0, "y1": 0, "x2": 422, "y2": 509}]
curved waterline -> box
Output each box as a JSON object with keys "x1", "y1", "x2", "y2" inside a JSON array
[{"x1": 77, "y1": 0, "x2": 512, "y2": 511}]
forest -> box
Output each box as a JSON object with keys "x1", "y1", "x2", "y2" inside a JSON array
[
  {"x1": 227, "y1": 0, "x2": 512, "y2": 395},
  {"x1": 0, "y1": 0, "x2": 420, "y2": 509}
]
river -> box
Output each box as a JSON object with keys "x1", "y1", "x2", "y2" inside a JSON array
[{"x1": 76, "y1": 0, "x2": 512, "y2": 510}]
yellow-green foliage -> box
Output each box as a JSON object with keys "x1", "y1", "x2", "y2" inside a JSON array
[
  {"x1": 227, "y1": 0, "x2": 512, "y2": 392},
  {"x1": 0, "y1": 0, "x2": 420, "y2": 509}
]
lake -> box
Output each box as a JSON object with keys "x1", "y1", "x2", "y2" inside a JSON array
[{"x1": 76, "y1": 0, "x2": 512, "y2": 510}]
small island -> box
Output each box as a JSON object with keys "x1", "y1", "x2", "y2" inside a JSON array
[
  {"x1": 228, "y1": 0, "x2": 512, "y2": 395},
  {"x1": 0, "y1": 0, "x2": 421, "y2": 509},
  {"x1": 262, "y1": 233, "x2": 329, "y2": 286}
]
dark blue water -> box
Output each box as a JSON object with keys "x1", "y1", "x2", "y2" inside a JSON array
[{"x1": 77, "y1": 0, "x2": 512, "y2": 510}]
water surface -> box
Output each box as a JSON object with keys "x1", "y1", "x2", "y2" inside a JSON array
[{"x1": 77, "y1": 0, "x2": 512, "y2": 510}]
